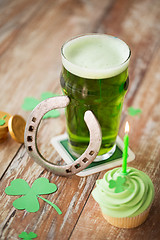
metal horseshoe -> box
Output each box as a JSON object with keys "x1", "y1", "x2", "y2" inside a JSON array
[{"x1": 24, "y1": 96, "x2": 102, "y2": 176}]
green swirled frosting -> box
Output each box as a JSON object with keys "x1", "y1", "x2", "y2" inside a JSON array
[{"x1": 92, "y1": 167, "x2": 154, "y2": 218}]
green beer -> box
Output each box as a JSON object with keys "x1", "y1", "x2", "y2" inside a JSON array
[{"x1": 61, "y1": 34, "x2": 131, "y2": 159}]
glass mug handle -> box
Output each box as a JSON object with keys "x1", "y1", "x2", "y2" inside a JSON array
[{"x1": 24, "y1": 96, "x2": 102, "y2": 176}]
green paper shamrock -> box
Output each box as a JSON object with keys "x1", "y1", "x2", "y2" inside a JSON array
[
  {"x1": 109, "y1": 176, "x2": 126, "y2": 193},
  {"x1": 0, "y1": 115, "x2": 7, "y2": 126},
  {"x1": 43, "y1": 109, "x2": 60, "y2": 119},
  {"x1": 19, "y1": 231, "x2": 37, "y2": 240},
  {"x1": 22, "y1": 97, "x2": 40, "y2": 111},
  {"x1": 5, "y1": 178, "x2": 62, "y2": 214},
  {"x1": 41, "y1": 92, "x2": 60, "y2": 101},
  {"x1": 22, "y1": 92, "x2": 60, "y2": 119},
  {"x1": 128, "y1": 107, "x2": 142, "y2": 116}
]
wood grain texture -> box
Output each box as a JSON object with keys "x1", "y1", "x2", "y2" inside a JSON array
[
  {"x1": 70, "y1": 47, "x2": 160, "y2": 240},
  {"x1": 0, "y1": 0, "x2": 112, "y2": 180},
  {"x1": 0, "y1": 0, "x2": 160, "y2": 239},
  {"x1": 0, "y1": 0, "x2": 112, "y2": 239},
  {"x1": 98, "y1": 0, "x2": 160, "y2": 106},
  {"x1": 0, "y1": 144, "x2": 99, "y2": 239}
]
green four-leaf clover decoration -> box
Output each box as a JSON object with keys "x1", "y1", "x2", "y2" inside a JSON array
[
  {"x1": 22, "y1": 92, "x2": 61, "y2": 119},
  {"x1": 19, "y1": 231, "x2": 37, "y2": 240},
  {"x1": 109, "y1": 176, "x2": 126, "y2": 193},
  {"x1": 128, "y1": 107, "x2": 142, "y2": 116},
  {"x1": 0, "y1": 115, "x2": 7, "y2": 126},
  {"x1": 5, "y1": 178, "x2": 62, "y2": 215}
]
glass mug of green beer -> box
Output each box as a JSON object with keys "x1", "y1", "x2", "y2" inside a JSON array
[{"x1": 60, "y1": 34, "x2": 131, "y2": 160}]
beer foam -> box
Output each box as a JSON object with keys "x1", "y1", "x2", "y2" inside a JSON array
[{"x1": 61, "y1": 34, "x2": 131, "y2": 79}]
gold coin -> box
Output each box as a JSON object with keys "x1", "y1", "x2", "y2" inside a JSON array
[
  {"x1": 0, "y1": 111, "x2": 11, "y2": 131},
  {"x1": 0, "y1": 132, "x2": 8, "y2": 143},
  {"x1": 0, "y1": 132, "x2": 8, "y2": 137},
  {"x1": 0, "y1": 137, "x2": 7, "y2": 143},
  {"x1": 0, "y1": 128, "x2": 8, "y2": 134},
  {"x1": 0, "y1": 132, "x2": 8, "y2": 138},
  {"x1": 8, "y1": 115, "x2": 26, "y2": 143}
]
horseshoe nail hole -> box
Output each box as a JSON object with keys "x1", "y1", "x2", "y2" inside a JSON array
[
  {"x1": 89, "y1": 150, "x2": 94, "y2": 156},
  {"x1": 27, "y1": 136, "x2": 33, "y2": 142},
  {"x1": 28, "y1": 146, "x2": 33, "y2": 151},
  {"x1": 32, "y1": 117, "x2": 36, "y2": 122},
  {"x1": 66, "y1": 169, "x2": 72, "y2": 173},
  {"x1": 75, "y1": 163, "x2": 81, "y2": 169},
  {"x1": 29, "y1": 126, "x2": 34, "y2": 132},
  {"x1": 82, "y1": 157, "x2": 88, "y2": 163}
]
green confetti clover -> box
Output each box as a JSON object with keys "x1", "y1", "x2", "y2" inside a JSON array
[
  {"x1": 0, "y1": 115, "x2": 7, "y2": 126},
  {"x1": 19, "y1": 231, "x2": 37, "y2": 240},
  {"x1": 22, "y1": 98, "x2": 40, "y2": 111},
  {"x1": 22, "y1": 92, "x2": 60, "y2": 119},
  {"x1": 109, "y1": 176, "x2": 126, "y2": 193},
  {"x1": 41, "y1": 92, "x2": 59, "y2": 101},
  {"x1": 128, "y1": 107, "x2": 142, "y2": 116},
  {"x1": 5, "y1": 178, "x2": 62, "y2": 214}
]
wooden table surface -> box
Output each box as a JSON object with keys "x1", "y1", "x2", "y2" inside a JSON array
[{"x1": 0, "y1": 0, "x2": 160, "y2": 239}]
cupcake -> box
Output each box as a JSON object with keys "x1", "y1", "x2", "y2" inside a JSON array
[{"x1": 92, "y1": 167, "x2": 154, "y2": 228}]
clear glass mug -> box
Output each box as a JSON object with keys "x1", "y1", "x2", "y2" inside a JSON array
[
  {"x1": 60, "y1": 34, "x2": 130, "y2": 160},
  {"x1": 24, "y1": 34, "x2": 131, "y2": 176}
]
